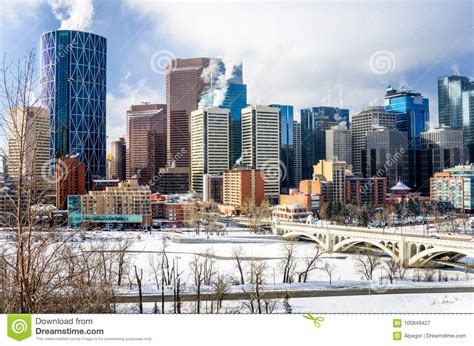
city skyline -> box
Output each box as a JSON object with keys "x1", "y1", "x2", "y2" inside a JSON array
[{"x1": 0, "y1": 1, "x2": 473, "y2": 152}]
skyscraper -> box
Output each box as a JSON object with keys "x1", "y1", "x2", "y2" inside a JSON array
[
  {"x1": 190, "y1": 107, "x2": 230, "y2": 194},
  {"x1": 8, "y1": 107, "x2": 50, "y2": 186},
  {"x1": 200, "y1": 61, "x2": 247, "y2": 165},
  {"x1": 462, "y1": 89, "x2": 474, "y2": 163},
  {"x1": 366, "y1": 128, "x2": 409, "y2": 188},
  {"x1": 110, "y1": 137, "x2": 126, "y2": 181},
  {"x1": 438, "y1": 75, "x2": 474, "y2": 163},
  {"x1": 166, "y1": 58, "x2": 211, "y2": 168},
  {"x1": 293, "y1": 121, "x2": 302, "y2": 187},
  {"x1": 420, "y1": 127, "x2": 465, "y2": 195},
  {"x1": 241, "y1": 105, "x2": 280, "y2": 202},
  {"x1": 325, "y1": 125, "x2": 352, "y2": 165},
  {"x1": 41, "y1": 30, "x2": 107, "y2": 190},
  {"x1": 384, "y1": 86, "x2": 429, "y2": 189},
  {"x1": 270, "y1": 104, "x2": 294, "y2": 194},
  {"x1": 300, "y1": 106, "x2": 349, "y2": 179},
  {"x1": 438, "y1": 75, "x2": 474, "y2": 129},
  {"x1": 351, "y1": 106, "x2": 397, "y2": 176},
  {"x1": 126, "y1": 103, "x2": 167, "y2": 186}
]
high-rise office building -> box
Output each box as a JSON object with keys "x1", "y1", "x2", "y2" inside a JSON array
[
  {"x1": 166, "y1": 58, "x2": 211, "y2": 168},
  {"x1": 325, "y1": 125, "x2": 352, "y2": 165},
  {"x1": 41, "y1": 30, "x2": 107, "y2": 190},
  {"x1": 420, "y1": 127, "x2": 465, "y2": 195},
  {"x1": 438, "y1": 75, "x2": 474, "y2": 163},
  {"x1": 241, "y1": 105, "x2": 280, "y2": 201},
  {"x1": 351, "y1": 106, "x2": 397, "y2": 176},
  {"x1": 270, "y1": 104, "x2": 294, "y2": 193},
  {"x1": 8, "y1": 107, "x2": 49, "y2": 186},
  {"x1": 200, "y1": 61, "x2": 247, "y2": 165},
  {"x1": 300, "y1": 106, "x2": 349, "y2": 179},
  {"x1": 313, "y1": 159, "x2": 347, "y2": 203},
  {"x1": 438, "y1": 75, "x2": 474, "y2": 129},
  {"x1": 110, "y1": 137, "x2": 126, "y2": 181},
  {"x1": 126, "y1": 104, "x2": 167, "y2": 186},
  {"x1": 462, "y1": 90, "x2": 474, "y2": 163},
  {"x1": 190, "y1": 107, "x2": 230, "y2": 194},
  {"x1": 293, "y1": 121, "x2": 302, "y2": 187},
  {"x1": 366, "y1": 128, "x2": 409, "y2": 188},
  {"x1": 384, "y1": 86, "x2": 429, "y2": 189}
]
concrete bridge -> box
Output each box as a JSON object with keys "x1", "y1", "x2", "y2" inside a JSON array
[{"x1": 272, "y1": 222, "x2": 474, "y2": 268}]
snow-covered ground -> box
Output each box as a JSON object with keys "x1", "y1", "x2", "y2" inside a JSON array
[{"x1": 2, "y1": 228, "x2": 473, "y2": 313}]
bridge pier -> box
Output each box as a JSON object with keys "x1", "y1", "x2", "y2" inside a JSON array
[
  {"x1": 325, "y1": 231, "x2": 333, "y2": 253},
  {"x1": 398, "y1": 238, "x2": 410, "y2": 267}
]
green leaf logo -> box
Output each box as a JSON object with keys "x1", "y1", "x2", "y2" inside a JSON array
[{"x1": 7, "y1": 314, "x2": 32, "y2": 341}]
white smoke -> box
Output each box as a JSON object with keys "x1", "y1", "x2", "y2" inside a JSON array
[
  {"x1": 199, "y1": 58, "x2": 241, "y2": 108},
  {"x1": 450, "y1": 64, "x2": 461, "y2": 76},
  {"x1": 48, "y1": 0, "x2": 94, "y2": 31}
]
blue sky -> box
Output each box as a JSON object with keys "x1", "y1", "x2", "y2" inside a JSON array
[{"x1": 0, "y1": 0, "x2": 473, "y2": 151}]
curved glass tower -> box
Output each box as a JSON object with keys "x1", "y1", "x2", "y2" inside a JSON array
[{"x1": 41, "y1": 30, "x2": 106, "y2": 189}]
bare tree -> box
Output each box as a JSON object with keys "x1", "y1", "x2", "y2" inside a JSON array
[
  {"x1": 232, "y1": 246, "x2": 246, "y2": 285},
  {"x1": 212, "y1": 272, "x2": 231, "y2": 313},
  {"x1": 190, "y1": 255, "x2": 205, "y2": 314},
  {"x1": 134, "y1": 265, "x2": 144, "y2": 314},
  {"x1": 322, "y1": 261, "x2": 336, "y2": 285},
  {"x1": 384, "y1": 258, "x2": 400, "y2": 284},
  {"x1": 0, "y1": 51, "x2": 117, "y2": 313},
  {"x1": 297, "y1": 245, "x2": 324, "y2": 283},
  {"x1": 354, "y1": 245, "x2": 381, "y2": 280},
  {"x1": 280, "y1": 243, "x2": 297, "y2": 284}
]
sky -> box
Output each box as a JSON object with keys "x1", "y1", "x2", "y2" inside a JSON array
[{"x1": 0, "y1": 0, "x2": 473, "y2": 152}]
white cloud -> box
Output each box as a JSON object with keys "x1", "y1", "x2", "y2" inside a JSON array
[
  {"x1": 124, "y1": 1, "x2": 473, "y2": 123},
  {"x1": 48, "y1": 0, "x2": 94, "y2": 31},
  {"x1": 106, "y1": 77, "x2": 164, "y2": 151}
]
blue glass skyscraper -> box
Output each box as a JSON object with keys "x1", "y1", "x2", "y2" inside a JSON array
[
  {"x1": 300, "y1": 106, "x2": 349, "y2": 179},
  {"x1": 384, "y1": 86, "x2": 429, "y2": 190},
  {"x1": 270, "y1": 104, "x2": 294, "y2": 193},
  {"x1": 41, "y1": 30, "x2": 106, "y2": 190},
  {"x1": 200, "y1": 60, "x2": 247, "y2": 165},
  {"x1": 438, "y1": 75, "x2": 474, "y2": 163}
]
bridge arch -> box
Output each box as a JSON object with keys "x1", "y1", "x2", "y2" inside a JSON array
[
  {"x1": 332, "y1": 238, "x2": 399, "y2": 261},
  {"x1": 409, "y1": 247, "x2": 474, "y2": 267},
  {"x1": 282, "y1": 231, "x2": 326, "y2": 250}
]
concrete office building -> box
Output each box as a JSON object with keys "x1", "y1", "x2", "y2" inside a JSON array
[
  {"x1": 241, "y1": 105, "x2": 280, "y2": 202},
  {"x1": 8, "y1": 107, "x2": 50, "y2": 186},
  {"x1": 166, "y1": 58, "x2": 211, "y2": 167},
  {"x1": 351, "y1": 106, "x2": 397, "y2": 176},
  {"x1": 313, "y1": 159, "x2": 347, "y2": 203},
  {"x1": 126, "y1": 103, "x2": 167, "y2": 186},
  {"x1": 326, "y1": 125, "x2": 352, "y2": 165},
  {"x1": 190, "y1": 107, "x2": 230, "y2": 194},
  {"x1": 420, "y1": 127, "x2": 465, "y2": 195},
  {"x1": 293, "y1": 121, "x2": 302, "y2": 187},
  {"x1": 366, "y1": 128, "x2": 409, "y2": 188}
]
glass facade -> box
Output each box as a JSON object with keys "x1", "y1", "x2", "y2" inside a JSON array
[
  {"x1": 300, "y1": 106, "x2": 349, "y2": 179},
  {"x1": 270, "y1": 104, "x2": 294, "y2": 193},
  {"x1": 200, "y1": 61, "x2": 247, "y2": 165},
  {"x1": 41, "y1": 30, "x2": 107, "y2": 190},
  {"x1": 384, "y1": 87, "x2": 429, "y2": 190},
  {"x1": 438, "y1": 75, "x2": 474, "y2": 164}
]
